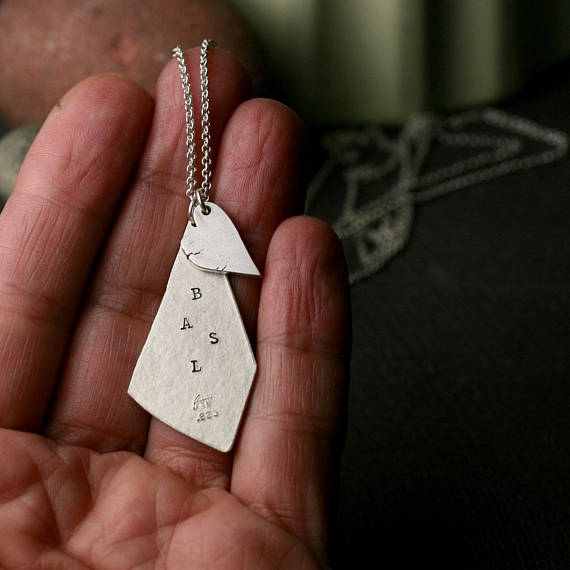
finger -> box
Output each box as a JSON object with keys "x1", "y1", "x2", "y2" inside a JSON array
[
  {"x1": 43, "y1": 48, "x2": 251, "y2": 454},
  {"x1": 230, "y1": 216, "x2": 351, "y2": 563},
  {"x1": 0, "y1": 75, "x2": 153, "y2": 431},
  {"x1": 144, "y1": 98, "x2": 307, "y2": 487}
]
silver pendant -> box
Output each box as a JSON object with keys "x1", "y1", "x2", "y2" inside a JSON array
[
  {"x1": 128, "y1": 204, "x2": 259, "y2": 452},
  {"x1": 182, "y1": 203, "x2": 260, "y2": 276}
]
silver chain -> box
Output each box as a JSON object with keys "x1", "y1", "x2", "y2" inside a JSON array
[
  {"x1": 172, "y1": 39, "x2": 217, "y2": 222},
  {"x1": 306, "y1": 108, "x2": 568, "y2": 284}
]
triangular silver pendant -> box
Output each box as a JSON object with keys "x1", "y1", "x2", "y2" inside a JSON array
[{"x1": 129, "y1": 204, "x2": 258, "y2": 452}]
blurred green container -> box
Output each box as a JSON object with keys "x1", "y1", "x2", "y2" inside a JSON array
[{"x1": 230, "y1": 0, "x2": 570, "y2": 124}]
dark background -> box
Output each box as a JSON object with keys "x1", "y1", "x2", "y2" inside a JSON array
[{"x1": 331, "y1": 64, "x2": 569, "y2": 569}]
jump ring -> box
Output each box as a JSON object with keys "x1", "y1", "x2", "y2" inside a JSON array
[{"x1": 195, "y1": 191, "x2": 211, "y2": 215}]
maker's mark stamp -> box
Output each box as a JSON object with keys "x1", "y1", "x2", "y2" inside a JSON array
[{"x1": 193, "y1": 393, "x2": 219, "y2": 423}]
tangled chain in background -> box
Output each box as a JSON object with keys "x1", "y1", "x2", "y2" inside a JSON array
[{"x1": 306, "y1": 109, "x2": 568, "y2": 284}]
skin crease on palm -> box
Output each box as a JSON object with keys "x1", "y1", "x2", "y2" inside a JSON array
[{"x1": 0, "y1": 47, "x2": 350, "y2": 569}]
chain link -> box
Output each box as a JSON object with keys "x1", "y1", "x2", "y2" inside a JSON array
[
  {"x1": 199, "y1": 40, "x2": 215, "y2": 200},
  {"x1": 172, "y1": 45, "x2": 196, "y2": 200},
  {"x1": 172, "y1": 39, "x2": 217, "y2": 221}
]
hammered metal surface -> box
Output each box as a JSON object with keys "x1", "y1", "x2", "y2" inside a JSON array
[{"x1": 128, "y1": 248, "x2": 257, "y2": 452}]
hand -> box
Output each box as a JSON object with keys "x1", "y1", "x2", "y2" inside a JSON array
[{"x1": 0, "y1": 48, "x2": 350, "y2": 568}]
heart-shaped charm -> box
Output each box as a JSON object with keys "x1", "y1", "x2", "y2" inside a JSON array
[{"x1": 180, "y1": 203, "x2": 261, "y2": 277}]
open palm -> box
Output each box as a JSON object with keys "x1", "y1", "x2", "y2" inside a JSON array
[{"x1": 0, "y1": 49, "x2": 350, "y2": 568}]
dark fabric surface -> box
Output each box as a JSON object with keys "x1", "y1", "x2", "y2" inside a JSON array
[{"x1": 332, "y1": 66, "x2": 569, "y2": 568}]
